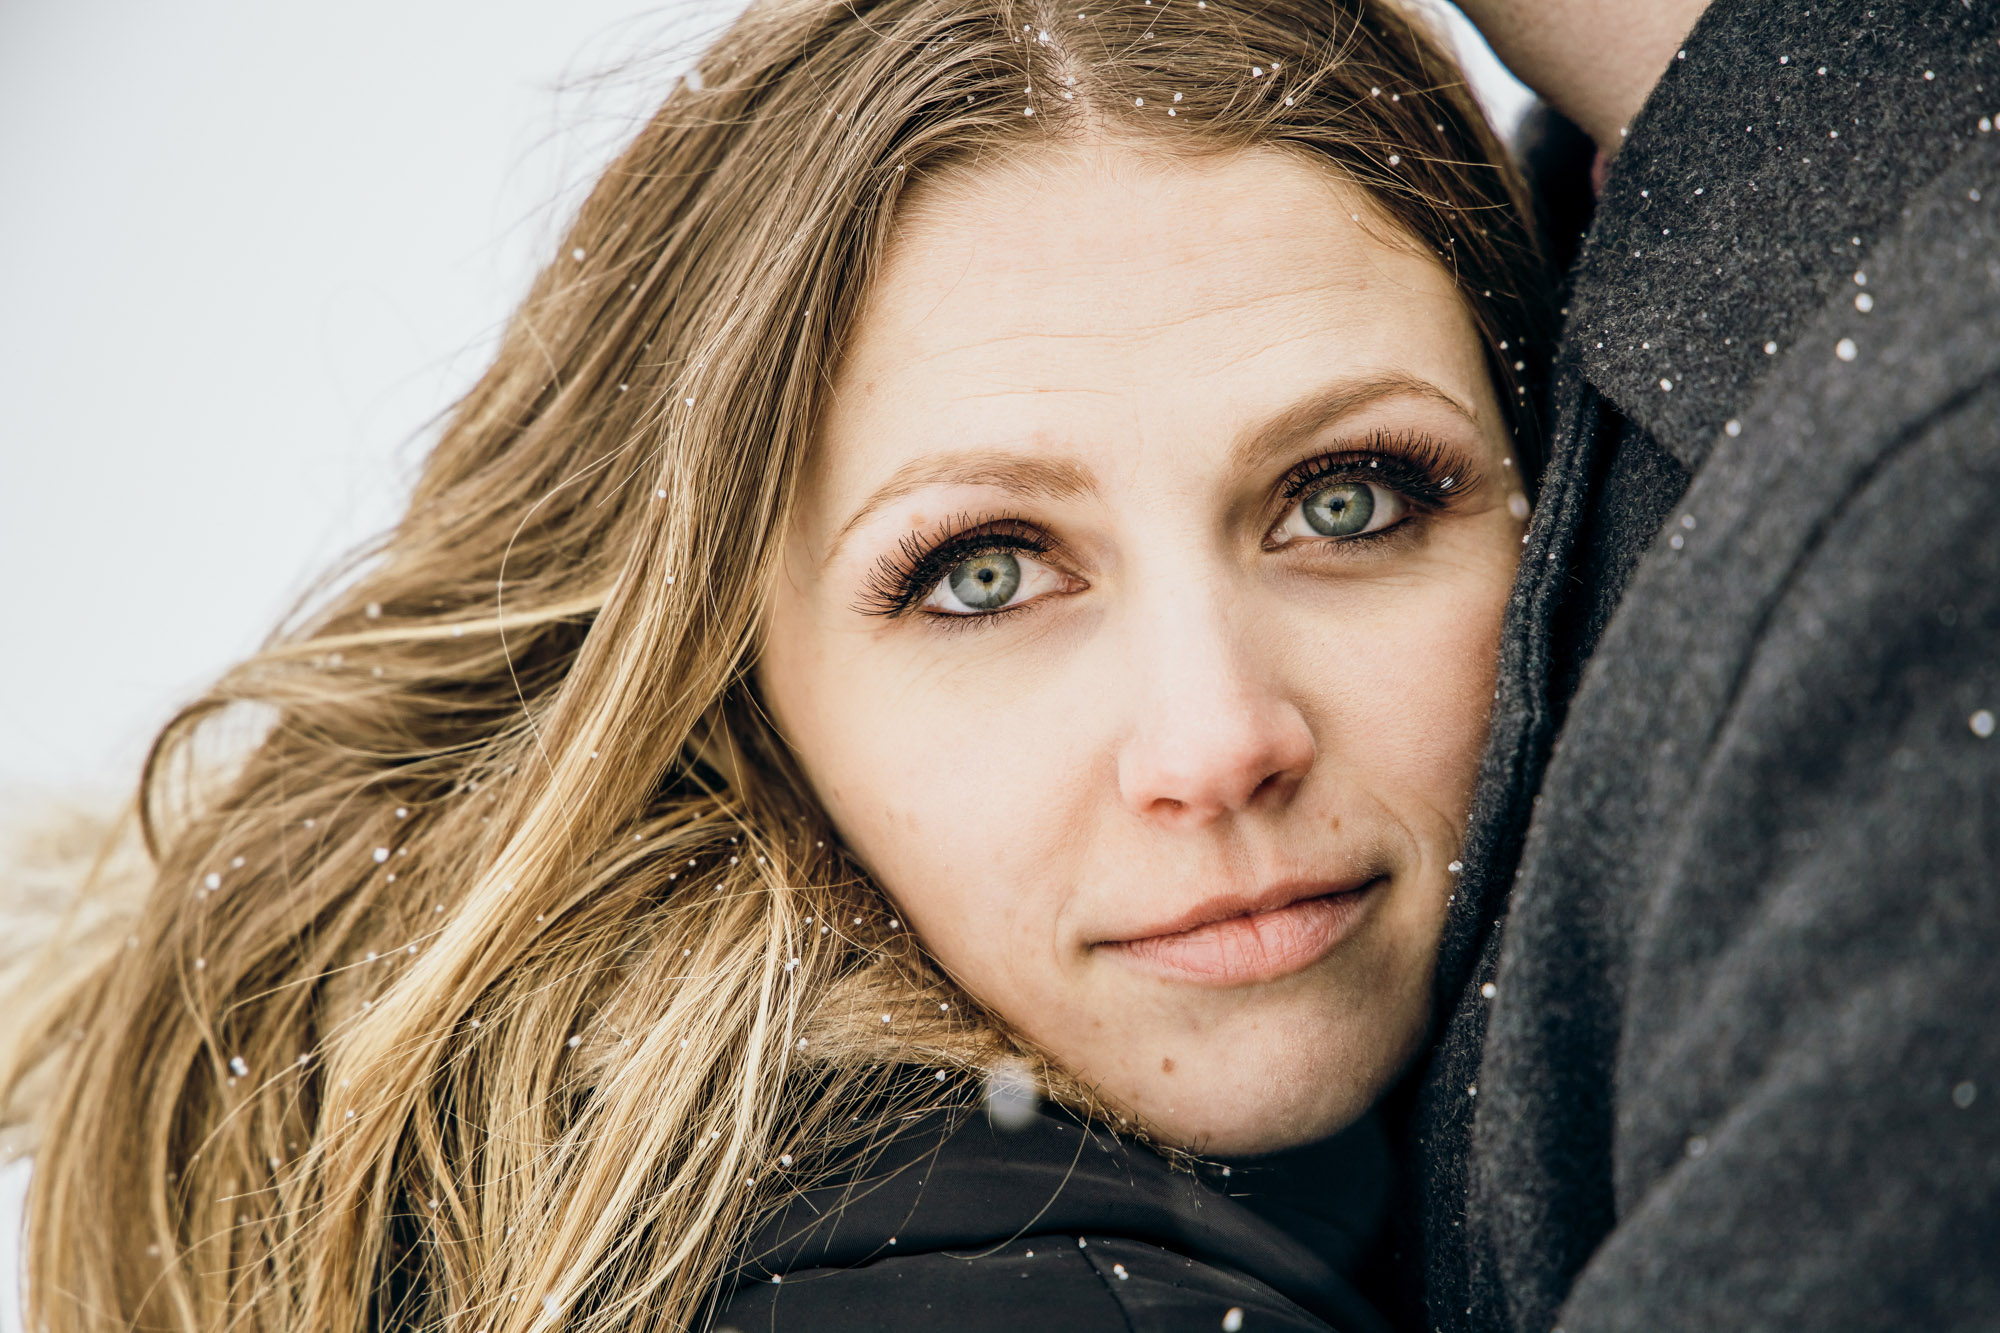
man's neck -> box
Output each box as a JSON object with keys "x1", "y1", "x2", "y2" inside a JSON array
[{"x1": 1451, "y1": 0, "x2": 1714, "y2": 153}]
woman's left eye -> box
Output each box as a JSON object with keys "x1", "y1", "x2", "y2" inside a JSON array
[
  {"x1": 1274, "y1": 479, "x2": 1408, "y2": 544},
  {"x1": 920, "y1": 549, "x2": 1068, "y2": 615}
]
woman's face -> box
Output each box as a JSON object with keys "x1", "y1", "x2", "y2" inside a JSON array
[{"x1": 758, "y1": 143, "x2": 1527, "y2": 1155}]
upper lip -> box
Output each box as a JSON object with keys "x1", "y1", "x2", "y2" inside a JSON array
[{"x1": 1097, "y1": 873, "x2": 1380, "y2": 946}]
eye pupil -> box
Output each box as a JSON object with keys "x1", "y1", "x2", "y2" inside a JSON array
[
  {"x1": 947, "y1": 552, "x2": 1021, "y2": 610},
  {"x1": 1302, "y1": 482, "x2": 1375, "y2": 537}
]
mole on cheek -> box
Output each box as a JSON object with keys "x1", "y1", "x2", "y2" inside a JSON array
[{"x1": 1160, "y1": 1057, "x2": 1175, "y2": 1074}]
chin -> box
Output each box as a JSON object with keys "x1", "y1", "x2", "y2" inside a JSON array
[{"x1": 1114, "y1": 1049, "x2": 1390, "y2": 1157}]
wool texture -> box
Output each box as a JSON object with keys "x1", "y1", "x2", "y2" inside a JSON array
[{"x1": 1412, "y1": 2, "x2": 2000, "y2": 1329}]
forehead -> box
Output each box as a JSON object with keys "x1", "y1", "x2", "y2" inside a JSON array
[{"x1": 817, "y1": 141, "x2": 1489, "y2": 488}]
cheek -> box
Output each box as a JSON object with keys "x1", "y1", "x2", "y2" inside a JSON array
[
  {"x1": 1303, "y1": 552, "x2": 1513, "y2": 822},
  {"x1": 761, "y1": 619, "x2": 1091, "y2": 978},
  {"x1": 1403, "y1": 593, "x2": 1505, "y2": 796}
]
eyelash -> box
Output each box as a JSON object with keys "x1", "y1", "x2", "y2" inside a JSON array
[
  {"x1": 857, "y1": 430, "x2": 1469, "y2": 622},
  {"x1": 857, "y1": 516, "x2": 1056, "y2": 619},
  {"x1": 1278, "y1": 429, "x2": 1465, "y2": 511}
]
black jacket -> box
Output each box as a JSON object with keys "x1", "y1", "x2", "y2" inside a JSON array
[
  {"x1": 1413, "y1": 2, "x2": 2000, "y2": 1330},
  {"x1": 716, "y1": 1103, "x2": 1396, "y2": 1333}
]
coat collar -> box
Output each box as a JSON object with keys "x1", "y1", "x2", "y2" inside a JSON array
[{"x1": 1565, "y1": 0, "x2": 2000, "y2": 472}]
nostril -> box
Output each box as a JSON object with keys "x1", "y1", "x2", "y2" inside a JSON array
[
  {"x1": 1117, "y1": 696, "x2": 1314, "y2": 822},
  {"x1": 1249, "y1": 770, "x2": 1287, "y2": 803}
]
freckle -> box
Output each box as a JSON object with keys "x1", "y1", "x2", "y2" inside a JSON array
[{"x1": 1160, "y1": 1057, "x2": 1175, "y2": 1074}]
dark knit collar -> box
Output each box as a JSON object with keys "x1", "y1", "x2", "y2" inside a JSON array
[{"x1": 1567, "y1": 0, "x2": 2000, "y2": 471}]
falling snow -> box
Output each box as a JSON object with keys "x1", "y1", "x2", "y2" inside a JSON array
[{"x1": 985, "y1": 1059, "x2": 1040, "y2": 1130}]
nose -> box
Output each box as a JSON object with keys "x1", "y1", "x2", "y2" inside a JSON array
[{"x1": 1114, "y1": 596, "x2": 1316, "y2": 827}]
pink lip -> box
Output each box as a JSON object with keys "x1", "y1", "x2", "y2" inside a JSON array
[{"x1": 1097, "y1": 877, "x2": 1384, "y2": 987}]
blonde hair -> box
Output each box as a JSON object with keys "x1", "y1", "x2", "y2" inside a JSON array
[{"x1": 5, "y1": 1, "x2": 1549, "y2": 1329}]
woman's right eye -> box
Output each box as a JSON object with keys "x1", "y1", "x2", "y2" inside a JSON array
[{"x1": 919, "y1": 549, "x2": 1067, "y2": 616}]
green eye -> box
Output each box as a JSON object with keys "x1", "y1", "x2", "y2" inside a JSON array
[
  {"x1": 946, "y1": 552, "x2": 1021, "y2": 610},
  {"x1": 1301, "y1": 482, "x2": 1375, "y2": 537}
]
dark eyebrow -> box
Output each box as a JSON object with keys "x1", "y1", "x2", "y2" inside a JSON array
[
  {"x1": 825, "y1": 453, "x2": 1094, "y2": 567},
  {"x1": 824, "y1": 371, "x2": 1477, "y2": 567}
]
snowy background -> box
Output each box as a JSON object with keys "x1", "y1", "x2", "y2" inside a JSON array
[{"x1": 0, "y1": 2, "x2": 1528, "y2": 1327}]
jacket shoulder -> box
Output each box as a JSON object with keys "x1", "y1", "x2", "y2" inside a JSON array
[{"x1": 717, "y1": 1233, "x2": 1337, "y2": 1333}]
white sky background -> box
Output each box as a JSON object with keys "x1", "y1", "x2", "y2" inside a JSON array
[{"x1": 0, "y1": 1, "x2": 1530, "y2": 807}]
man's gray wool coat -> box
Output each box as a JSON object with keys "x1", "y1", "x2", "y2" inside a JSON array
[{"x1": 1412, "y1": 1, "x2": 2000, "y2": 1329}]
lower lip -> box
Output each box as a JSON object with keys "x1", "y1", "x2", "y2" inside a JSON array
[{"x1": 1102, "y1": 881, "x2": 1382, "y2": 986}]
